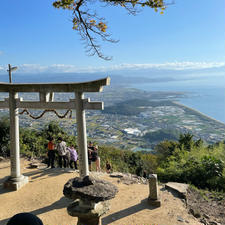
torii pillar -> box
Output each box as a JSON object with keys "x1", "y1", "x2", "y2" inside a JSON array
[
  {"x1": 0, "y1": 77, "x2": 110, "y2": 190},
  {"x1": 75, "y1": 92, "x2": 89, "y2": 177},
  {"x1": 4, "y1": 91, "x2": 29, "y2": 190}
]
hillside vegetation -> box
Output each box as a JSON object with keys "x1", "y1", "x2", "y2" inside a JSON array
[
  {"x1": 0, "y1": 117, "x2": 225, "y2": 192},
  {"x1": 143, "y1": 129, "x2": 180, "y2": 143}
]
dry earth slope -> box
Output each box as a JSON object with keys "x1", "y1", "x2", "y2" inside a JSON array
[{"x1": 0, "y1": 159, "x2": 202, "y2": 225}]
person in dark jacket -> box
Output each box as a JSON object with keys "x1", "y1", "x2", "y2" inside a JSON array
[
  {"x1": 91, "y1": 145, "x2": 100, "y2": 172},
  {"x1": 87, "y1": 141, "x2": 94, "y2": 171},
  {"x1": 106, "y1": 160, "x2": 112, "y2": 173},
  {"x1": 7, "y1": 213, "x2": 43, "y2": 225}
]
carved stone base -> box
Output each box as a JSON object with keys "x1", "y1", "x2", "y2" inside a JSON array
[
  {"x1": 67, "y1": 199, "x2": 109, "y2": 225},
  {"x1": 148, "y1": 197, "x2": 161, "y2": 207},
  {"x1": 4, "y1": 175, "x2": 29, "y2": 191}
]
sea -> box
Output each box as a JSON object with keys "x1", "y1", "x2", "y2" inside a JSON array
[
  {"x1": 0, "y1": 72, "x2": 225, "y2": 124},
  {"x1": 130, "y1": 76, "x2": 225, "y2": 124}
]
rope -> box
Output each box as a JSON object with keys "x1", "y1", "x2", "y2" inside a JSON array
[{"x1": 19, "y1": 109, "x2": 72, "y2": 120}]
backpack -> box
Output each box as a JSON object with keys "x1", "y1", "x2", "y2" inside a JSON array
[{"x1": 57, "y1": 141, "x2": 67, "y2": 156}]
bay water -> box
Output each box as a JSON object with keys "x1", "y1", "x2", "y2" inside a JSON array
[
  {"x1": 1, "y1": 72, "x2": 224, "y2": 123},
  {"x1": 130, "y1": 76, "x2": 225, "y2": 124}
]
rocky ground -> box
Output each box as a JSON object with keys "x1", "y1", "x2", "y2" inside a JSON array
[
  {"x1": 0, "y1": 158, "x2": 223, "y2": 225},
  {"x1": 186, "y1": 187, "x2": 225, "y2": 225}
]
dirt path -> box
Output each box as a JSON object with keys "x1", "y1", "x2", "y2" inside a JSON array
[{"x1": 0, "y1": 159, "x2": 202, "y2": 225}]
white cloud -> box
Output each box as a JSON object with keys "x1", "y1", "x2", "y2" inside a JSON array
[
  {"x1": 48, "y1": 61, "x2": 225, "y2": 73},
  {"x1": 106, "y1": 61, "x2": 225, "y2": 71},
  {"x1": 16, "y1": 64, "x2": 81, "y2": 73},
  {"x1": 0, "y1": 61, "x2": 224, "y2": 74},
  {"x1": 0, "y1": 51, "x2": 3, "y2": 55}
]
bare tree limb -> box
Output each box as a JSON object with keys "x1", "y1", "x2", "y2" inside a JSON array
[{"x1": 53, "y1": 0, "x2": 170, "y2": 60}]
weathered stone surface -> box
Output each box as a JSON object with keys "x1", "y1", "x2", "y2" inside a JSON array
[
  {"x1": 148, "y1": 174, "x2": 161, "y2": 207},
  {"x1": 67, "y1": 199, "x2": 110, "y2": 218},
  {"x1": 63, "y1": 176, "x2": 118, "y2": 202},
  {"x1": 67, "y1": 200, "x2": 110, "y2": 225},
  {"x1": 148, "y1": 198, "x2": 161, "y2": 207},
  {"x1": 64, "y1": 176, "x2": 115, "y2": 225},
  {"x1": 200, "y1": 217, "x2": 208, "y2": 225},
  {"x1": 29, "y1": 162, "x2": 46, "y2": 169},
  {"x1": 4, "y1": 175, "x2": 29, "y2": 191},
  {"x1": 203, "y1": 213, "x2": 210, "y2": 219},
  {"x1": 110, "y1": 172, "x2": 147, "y2": 185},
  {"x1": 209, "y1": 221, "x2": 219, "y2": 225},
  {"x1": 148, "y1": 174, "x2": 159, "y2": 200},
  {"x1": 165, "y1": 182, "x2": 189, "y2": 199},
  {"x1": 177, "y1": 215, "x2": 185, "y2": 222},
  {"x1": 189, "y1": 207, "x2": 201, "y2": 218}
]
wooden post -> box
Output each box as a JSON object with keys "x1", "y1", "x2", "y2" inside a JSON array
[{"x1": 8, "y1": 64, "x2": 12, "y2": 83}]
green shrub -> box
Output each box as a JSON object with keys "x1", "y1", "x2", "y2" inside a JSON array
[{"x1": 157, "y1": 144, "x2": 225, "y2": 191}]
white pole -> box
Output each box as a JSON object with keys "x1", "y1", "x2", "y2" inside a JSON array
[
  {"x1": 9, "y1": 91, "x2": 21, "y2": 180},
  {"x1": 75, "y1": 92, "x2": 89, "y2": 177}
]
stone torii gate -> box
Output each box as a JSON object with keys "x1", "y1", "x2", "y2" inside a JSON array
[{"x1": 0, "y1": 77, "x2": 110, "y2": 190}]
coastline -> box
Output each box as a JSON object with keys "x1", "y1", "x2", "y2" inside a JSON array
[
  {"x1": 173, "y1": 101, "x2": 225, "y2": 126},
  {"x1": 130, "y1": 80, "x2": 225, "y2": 125}
]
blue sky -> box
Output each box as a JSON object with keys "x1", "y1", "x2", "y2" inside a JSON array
[{"x1": 0, "y1": 0, "x2": 225, "y2": 74}]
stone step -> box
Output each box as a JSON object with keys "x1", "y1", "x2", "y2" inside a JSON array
[{"x1": 165, "y1": 182, "x2": 189, "y2": 199}]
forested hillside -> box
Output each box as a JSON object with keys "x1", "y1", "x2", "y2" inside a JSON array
[{"x1": 0, "y1": 117, "x2": 225, "y2": 192}]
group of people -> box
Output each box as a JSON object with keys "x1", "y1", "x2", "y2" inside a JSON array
[
  {"x1": 47, "y1": 137, "x2": 78, "y2": 169},
  {"x1": 47, "y1": 138, "x2": 112, "y2": 173}
]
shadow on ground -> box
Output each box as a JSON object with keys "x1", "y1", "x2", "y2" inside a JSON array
[
  {"x1": 160, "y1": 186, "x2": 184, "y2": 199},
  {"x1": 102, "y1": 198, "x2": 158, "y2": 225},
  {"x1": 0, "y1": 197, "x2": 156, "y2": 225},
  {"x1": 0, "y1": 167, "x2": 77, "y2": 195},
  {"x1": 0, "y1": 196, "x2": 73, "y2": 225},
  {"x1": 25, "y1": 167, "x2": 77, "y2": 178},
  {"x1": 0, "y1": 176, "x2": 12, "y2": 195}
]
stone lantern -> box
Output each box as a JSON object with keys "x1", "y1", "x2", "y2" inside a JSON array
[{"x1": 63, "y1": 176, "x2": 118, "y2": 225}]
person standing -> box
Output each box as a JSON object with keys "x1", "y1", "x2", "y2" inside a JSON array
[
  {"x1": 47, "y1": 137, "x2": 55, "y2": 168},
  {"x1": 65, "y1": 147, "x2": 71, "y2": 168},
  {"x1": 68, "y1": 145, "x2": 78, "y2": 169},
  {"x1": 87, "y1": 141, "x2": 94, "y2": 171},
  {"x1": 56, "y1": 137, "x2": 67, "y2": 168},
  {"x1": 95, "y1": 145, "x2": 101, "y2": 172},
  {"x1": 106, "y1": 160, "x2": 112, "y2": 173},
  {"x1": 91, "y1": 145, "x2": 100, "y2": 172}
]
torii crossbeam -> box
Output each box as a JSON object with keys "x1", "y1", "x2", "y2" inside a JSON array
[{"x1": 0, "y1": 77, "x2": 110, "y2": 190}]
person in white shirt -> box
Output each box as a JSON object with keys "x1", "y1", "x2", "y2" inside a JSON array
[{"x1": 56, "y1": 137, "x2": 67, "y2": 168}]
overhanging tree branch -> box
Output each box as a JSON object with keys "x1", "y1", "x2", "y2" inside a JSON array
[{"x1": 53, "y1": 0, "x2": 169, "y2": 60}]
